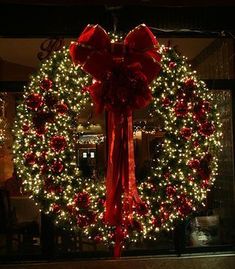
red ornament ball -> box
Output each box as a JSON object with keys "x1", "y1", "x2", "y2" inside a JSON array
[
  {"x1": 193, "y1": 102, "x2": 207, "y2": 123},
  {"x1": 94, "y1": 235, "x2": 102, "y2": 243},
  {"x1": 178, "y1": 201, "x2": 192, "y2": 216},
  {"x1": 199, "y1": 122, "x2": 215, "y2": 136},
  {"x1": 67, "y1": 204, "x2": 76, "y2": 215},
  {"x1": 36, "y1": 125, "x2": 47, "y2": 136},
  {"x1": 166, "y1": 185, "x2": 176, "y2": 197},
  {"x1": 77, "y1": 214, "x2": 90, "y2": 228},
  {"x1": 26, "y1": 93, "x2": 43, "y2": 111},
  {"x1": 25, "y1": 152, "x2": 36, "y2": 165},
  {"x1": 40, "y1": 79, "x2": 52, "y2": 91},
  {"x1": 201, "y1": 179, "x2": 210, "y2": 189},
  {"x1": 202, "y1": 100, "x2": 210, "y2": 112},
  {"x1": 193, "y1": 139, "x2": 199, "y2": 148},
  {"x1": 51, "y1": 160, "x2": 64, "y2": 174},
  {"x1": 188, "y1": 159, "x2": 200, "y2": 170},
  {"x1": 184, "y1": 77, "x2": 196, "y2": 89},
  {"x1": 175, "y1": 195, "x2": 192, "y2": 216},
  {"x1": 52, "y1": 204, "x2": 60, "y2": 213},
  {"x1": 135, "y1": 202, "x2": 148, "y2": 216},
  {"x1": 51, "y1": 186, "x2": 63, "y2": 194},
  {"x1": 74, "y1": 191, "x2": 90, "y2": 208},
  {"x1": 40, "y1": 165, "x2": 48, "y2": 175},
  {"x1": 163, "y1": 171, "x2": 170, "y2": 179},
  {"x1": 22, "y1": 124, "x2": 30, "y2": 133},
  {"x1": 174, "y1": 101, "x2": 188, "y2": 117},
  {"x1": 168, "y1": 61, "x2": 177, "y2": 69},
  {"x1": 56, "y1": 103, "x2": 68, "y2": 114},
  {"x1": 161, "y1": 97, "x2": 171, "y2": 107},
  {"x1": 180, "y1": 127, "x2": 192, "y2": 140},
  {"x1": 198, "y1": 168, "x2": 211, "y2": 181},
  {"x1": 97, "y1": 197, "x2": 105, "y2": 208},
  {"x1": 50, "y1": 136, "x2": 67, "y2": 152},
  {"x1": 152, "y1": 217, "x2": 161, "y2": 228},
  {"x1": 37, "y1": 151, "x2": 47, "y2": 165}
]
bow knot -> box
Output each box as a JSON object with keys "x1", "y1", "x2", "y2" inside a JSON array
[{"x1": 110, "y1": 42, "x2": 126, "y2": 60}]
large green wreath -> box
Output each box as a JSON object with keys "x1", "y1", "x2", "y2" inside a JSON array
[{"x1": 13, "y1": 42, "x2": 222, "y2": 247}]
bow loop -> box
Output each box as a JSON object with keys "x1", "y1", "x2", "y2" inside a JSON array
[
  {"x1": 77, "y1": 24, "x2": 110, "y2": 51},
  {"x1": 124, "y1": 24, "x2": 158, "y2": 52},
  {"x1": 70, "y1": 24, "x2": 161, "y2": 82},
  {"x1": 124, "y1": 24, "x2": 161, "y2": 83},
  {"x1": 70, "y1": 24, "x2": 112, "y2": 80}
]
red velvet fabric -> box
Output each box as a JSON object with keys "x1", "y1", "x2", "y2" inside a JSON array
[{"x1": 70, "y1": 24, "x2": 161, "y2": 256}]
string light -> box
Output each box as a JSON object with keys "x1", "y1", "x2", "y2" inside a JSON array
[
  {"x1": 78, "y1": 134, "x2": 105, "y2": 145},
  {"x1": 13, "y1": 41, "x2": 222, "y2": 248}
]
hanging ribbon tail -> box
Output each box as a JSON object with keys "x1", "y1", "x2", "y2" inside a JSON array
[
  {"x1": 105, "y1": 111, "x2": 141, "y2": 257},
  {"x1": 105, "y1": 111, "x2": 141, "y2": 224},
  {"x1": 125, "y1": 112, "x2": 141, "y2": 203},
  {"x1": 105, "y1": 112, "x2": 123, "y2": 226}
]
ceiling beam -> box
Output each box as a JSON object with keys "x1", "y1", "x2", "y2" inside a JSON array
[
  {"x1": 1, "y1": 1, "x2": 235, "y2": 7},
  {"x1": 0, "y1": 4, "x2": 234, "y2": 38}
]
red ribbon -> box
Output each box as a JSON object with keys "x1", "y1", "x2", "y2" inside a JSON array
[{"x1": 70, "y1": 24, "x2": 161, "y2": 256}]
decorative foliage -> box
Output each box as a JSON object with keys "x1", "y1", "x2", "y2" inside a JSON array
[
  {"x1": 139, "y1": 46, "x2": 222, "y2": 239},
  {"x1": 13, "y1": 43, "x2": 222, "y2": 248}
]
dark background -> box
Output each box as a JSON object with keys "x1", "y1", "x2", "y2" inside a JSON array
[{"x1": 0, "y1": 0, "x2": 235, "y2": 37}]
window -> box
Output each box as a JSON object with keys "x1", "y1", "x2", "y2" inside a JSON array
[
  {"x1": 0, "y1": 37, "x2": 234, "y2": 261},
  {"x1": 82, "y1": 152, "x2": 88, "y2": 159}
]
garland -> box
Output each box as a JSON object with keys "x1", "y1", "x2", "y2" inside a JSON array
[{"x1": 13, "y1": 43, "x2": 222, "y2": 248}]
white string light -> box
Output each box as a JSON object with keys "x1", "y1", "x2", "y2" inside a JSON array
[{"x1": 13, "y1": 40, "x2": 222, "y2": 248}]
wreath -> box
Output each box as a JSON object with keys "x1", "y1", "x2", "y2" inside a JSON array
[{"x1": 13, "y1": 25, "x2": 222, "y2": 254}]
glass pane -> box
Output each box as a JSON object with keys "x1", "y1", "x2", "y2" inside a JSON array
[
  {"x1": 0, "y1": 93, "x2": 41, "y2": 258},
  {"x1": 186, "y1": 90, "x2": 235, "y2": 248},
  {"x1": 0, "y1": 37, "x2": 235, "y2": 259},
  {"x1": 192, "y1": 39, "x2": 234, "y2": 79}
]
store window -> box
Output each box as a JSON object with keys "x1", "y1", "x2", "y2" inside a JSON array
[
  {"x1": 0, "y1": 37, "x2": 234, "y2": 260},
  {"x1": 185, "y1": 90, "x2": 235, "y2": 250}
]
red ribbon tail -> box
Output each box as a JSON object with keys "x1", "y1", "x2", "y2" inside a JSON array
[
  {"x1": 105, "y1": 110, "x2": 141, "y2": 223},
  {"x1": 126, "y1": 112, "x2": 141, "y2": 203},
  {"x1": 105, "y1": 112, "x2": 123, "y2": 225}
]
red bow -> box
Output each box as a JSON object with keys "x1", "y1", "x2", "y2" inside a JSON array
[
  {"x1": 70, "y1": 24, "x2": 161, "y2": 256},
  {"x1": 70, "y1": 24, "x2": 161, "y2": 81}
]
